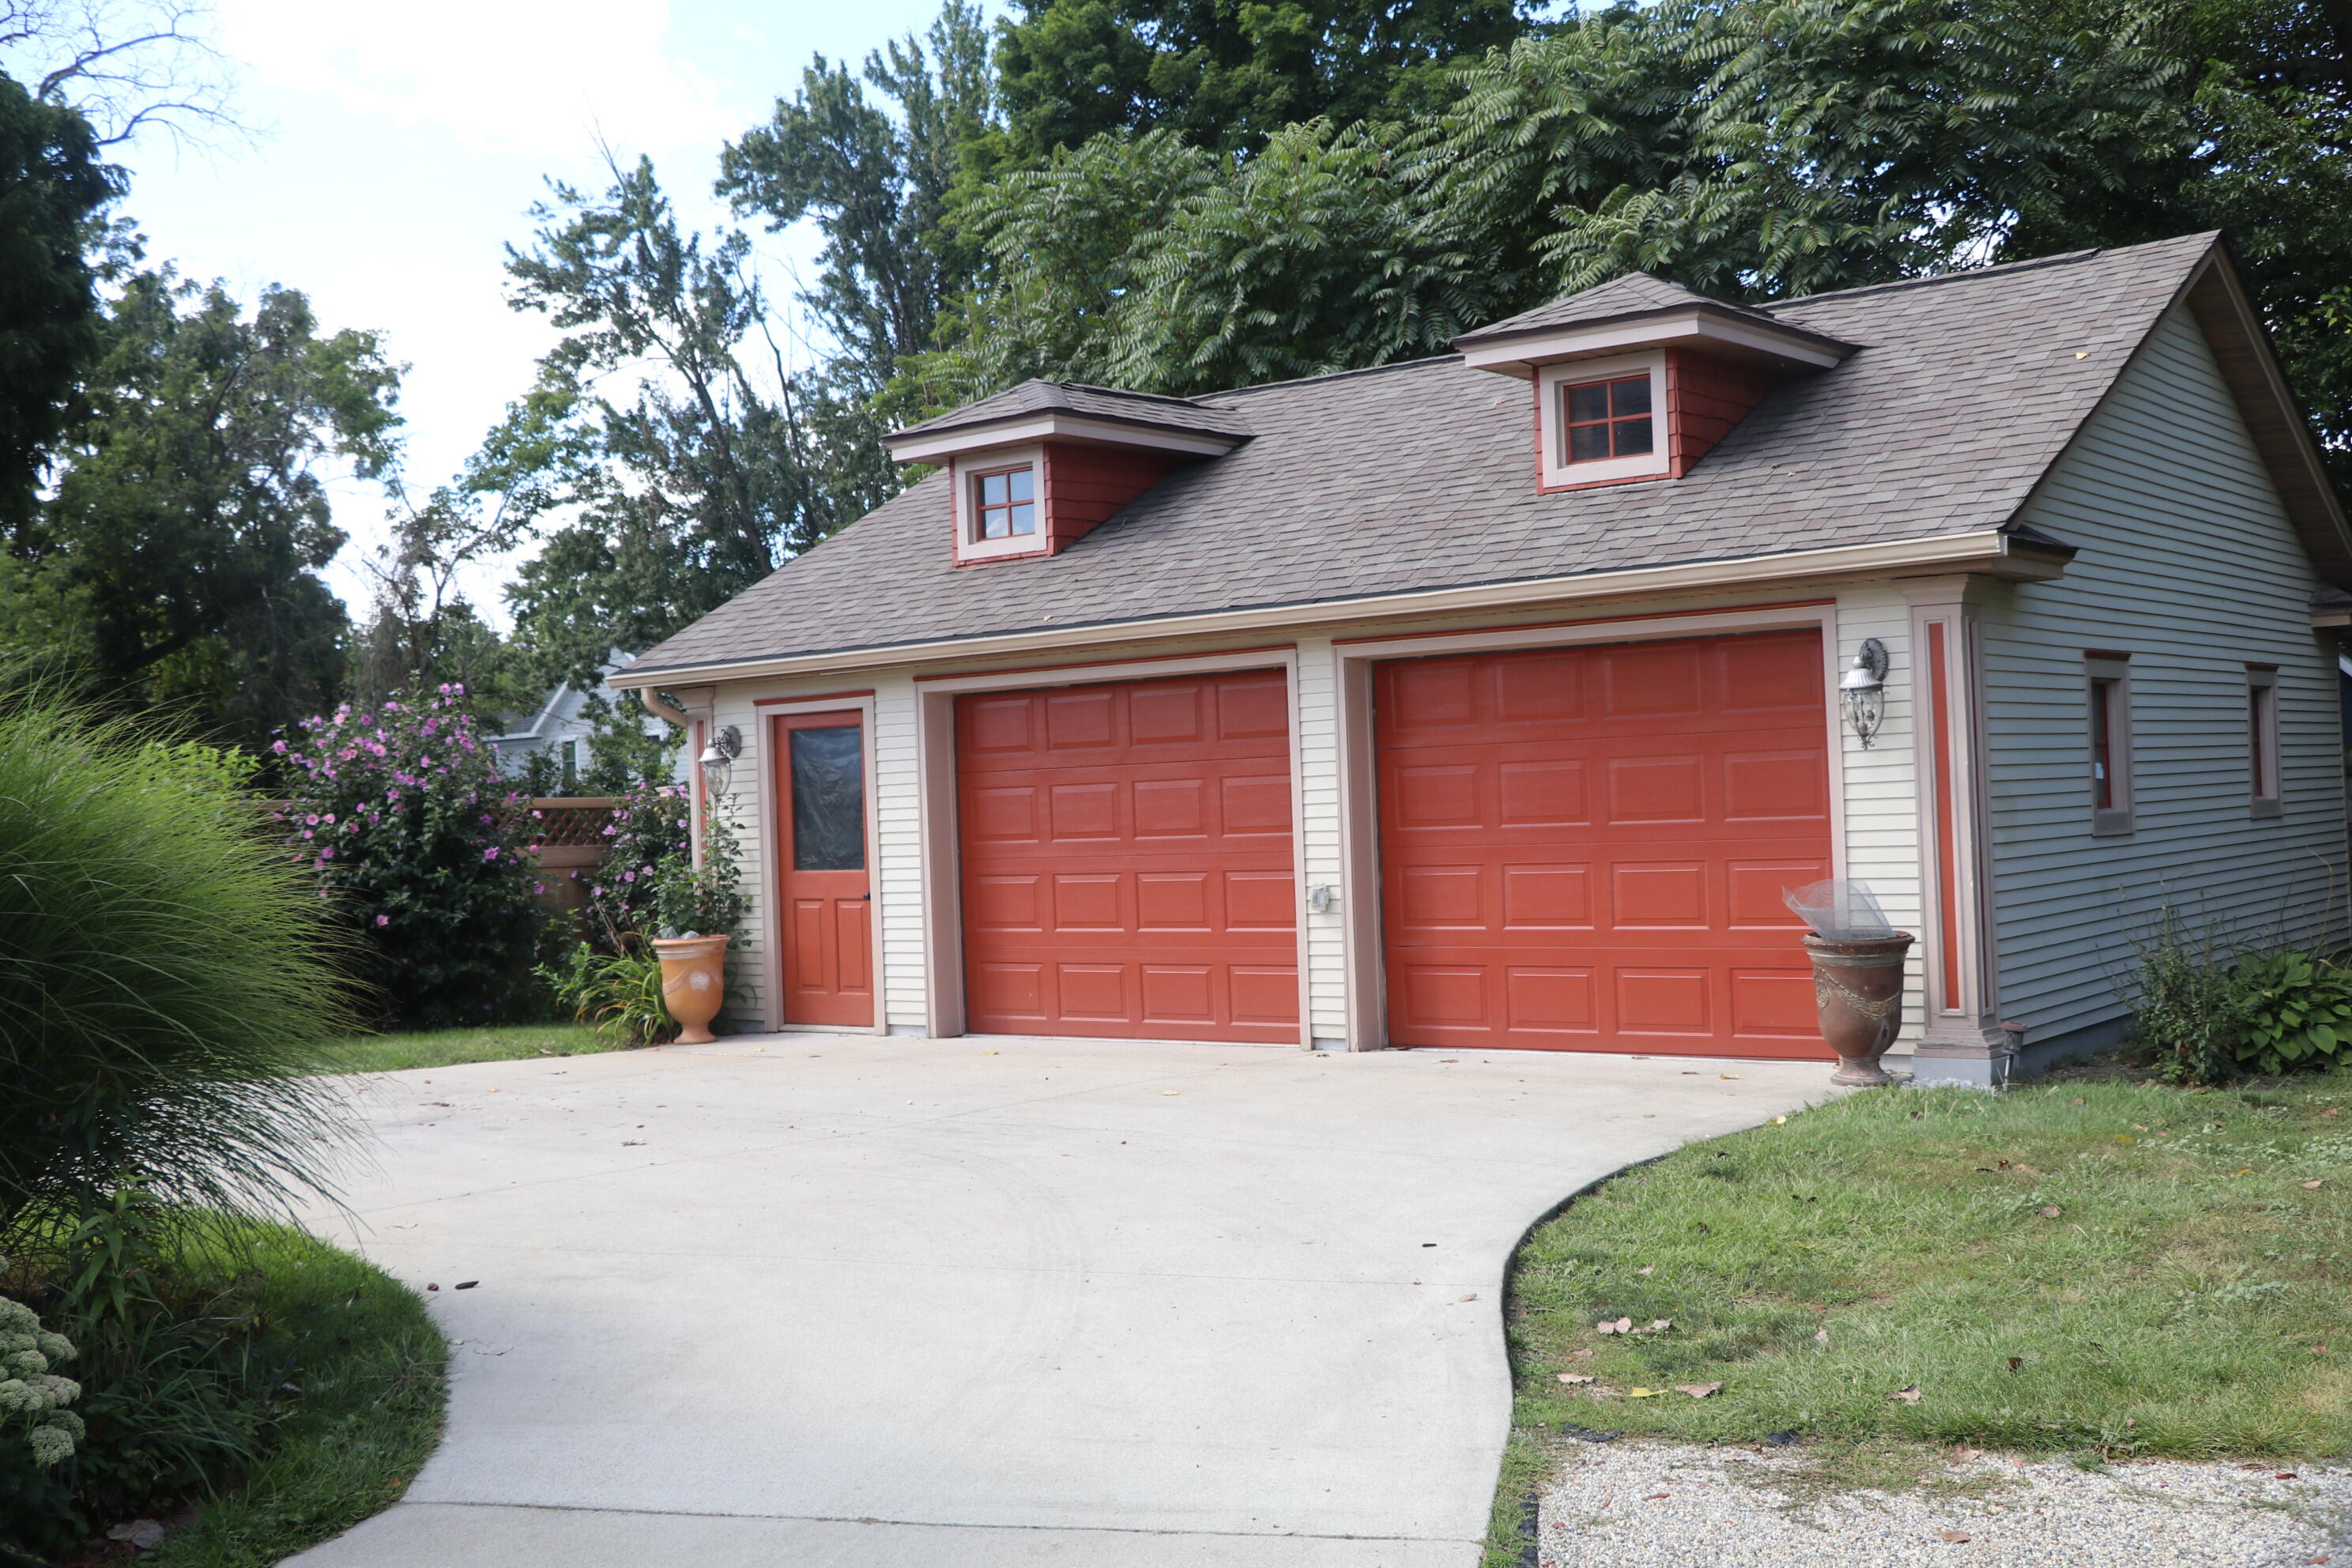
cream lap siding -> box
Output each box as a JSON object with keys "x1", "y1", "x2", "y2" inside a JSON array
[
  {"x1": 1294, "y1": 637, "x2": 1346, "y2": 1042},
  {"x1": 1988, "y1": 305, "x2": 2350, "y2": 1049},
  {"x1": 707, "y1": 685, "x2": 766, "y2": 1027},
  {"x1": 872, "y1": 675, "x2": 928, "y2": 1031},
  {"x1": 1833, "y1": 584, "x2": 1928, "y2": 1045}
]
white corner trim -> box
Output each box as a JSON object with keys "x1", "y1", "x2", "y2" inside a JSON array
[
  {"x1": 621, "y1": 529, "x2": 2067, "y2": 688},
  {"x1": 888, "y1": 413, "x2": 1242, "y2": 463},
  {"x1": 1461, "y1": 307, "x2": 1849, "y2": 379}
]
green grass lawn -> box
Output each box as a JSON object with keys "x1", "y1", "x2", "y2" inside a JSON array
[
  {"x1": 1484, "y1": 1062, "x2": 2352, "y2": 1562},
  {"x1": 317, "y1": 1023, "x2": 624, "y2": 1074}
]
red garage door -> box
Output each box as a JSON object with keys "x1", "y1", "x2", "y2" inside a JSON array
[
  {"x1": 1376, "y1": 628, "x2": 1831, "y2": 1057},
  {"x1": 957, "y1": 670, "x2": 1298, "y2": 1042}
]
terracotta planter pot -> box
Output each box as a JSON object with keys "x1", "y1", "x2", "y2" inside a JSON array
[
  {"x1": 650, "y1": 934, "x2": 729, "y2": 1045},
  {"x1": 1803, "y1": 932, "x2": 1915, "y2": 1087}
]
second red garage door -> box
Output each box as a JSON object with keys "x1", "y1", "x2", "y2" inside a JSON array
[
  {"x1": 1376, "y1": 629, "x2": 1832, "y2": 1057},
  {"x1": 957, "y1": 669, "x2": 1299, "y2": 1042}
]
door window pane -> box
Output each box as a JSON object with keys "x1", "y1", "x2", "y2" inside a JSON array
[{"x1": 790, "y1": 726, "x2": 865, "y2": 870}]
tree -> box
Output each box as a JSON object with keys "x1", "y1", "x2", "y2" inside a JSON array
[
  {"x1": 0, "y1": 72, "x2": 115, "y2": 530},
  {"x1": 1, "y1": 0, "x2": 239, "y2": 149},
  {"x1": 500, "y1": 154, "x2": 884, "y2": 692},
  {"x1": 993, "y1": 0, "x2": 1532, "y2": 158},
  {"x1": 6, "y1": 269, "x2": 401, "y2": 748}
]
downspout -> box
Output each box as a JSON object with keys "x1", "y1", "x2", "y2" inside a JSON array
[{"x1": 634, "y1": 687, "x2": 691, "y2": 729}]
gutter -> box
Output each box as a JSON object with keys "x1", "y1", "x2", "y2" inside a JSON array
[{"x1": 614, "y1": 526, "x2": 2071, "y2": 690}]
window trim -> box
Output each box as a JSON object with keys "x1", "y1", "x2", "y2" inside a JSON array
[
  {"x1": 1535, "y1": 351, "x2": 1670, "y2": 489},
  {"x1": 1561, "y1": 374, "x2": 1656, "y2": 465},
  {"x1": 950, "y1": 443, "x2": 1048, "y2": 564},
  {"x1": 2247, "y1": 664, "x2": 2282, "y2": 819},
  {"x1": 2085, "y1": 652, "x2": 2134, "y2": 836},
  {"x1": 970, "y1": 462, "x2": 1038, "y2": 543}
]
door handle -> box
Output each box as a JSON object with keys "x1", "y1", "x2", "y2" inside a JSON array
[{"x1": 861, "y1": 892, "x2": 872, "y2": 900}]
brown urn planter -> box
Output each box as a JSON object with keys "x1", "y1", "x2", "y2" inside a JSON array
[
  {"x1": 650, "y1": 934, "x2": 729, "y2": 1045},
  {"x1": 1804, "y1": 932, "x2": 1915, "y2": 1087}
]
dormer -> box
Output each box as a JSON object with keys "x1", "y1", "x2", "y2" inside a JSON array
[
  {"x1": 884, "y1": 381, "x2": 1250, "y2": 566},
  {"x1": 1452, "y1": 274, "x2": 1856, "y2": 492}
]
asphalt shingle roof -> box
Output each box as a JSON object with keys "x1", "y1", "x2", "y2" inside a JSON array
[
  {"x1": 630, "y1": 234, "x2": 2225, "y2": 679},
  {"x1": 888, "y1": 378, "x2": 1254, "y2": 443},
  {"x1": 1453, "y1": 270, "x2": 1799, "y2": 341}
]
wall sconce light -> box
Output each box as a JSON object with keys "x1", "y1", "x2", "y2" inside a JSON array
[
  {"x1": 1839, "y1": 639, "x2": 1888, "y2": 749},
  {"x1": 699, "y1": 724, "x2": 742, "y2": 800}
]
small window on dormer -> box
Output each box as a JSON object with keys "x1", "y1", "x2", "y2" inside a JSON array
[
  {"x1": 974, "y1": 466, "x2": 1036, "y2": 541},
  {"x1": 1563, "y1": 376, "x2": 1653, "y2": 463}
]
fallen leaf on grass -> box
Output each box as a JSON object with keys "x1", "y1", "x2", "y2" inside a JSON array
[
  {"x1": 1813, "y1": 1329, "x2": 1830, "y2": 1345},
  {"x1": 1771, "y1": 1116, "x2": 1788, "y2": 1125},
  {"x1": 1889, "y1": 1385, "x2": 1922, "y2": 1403},
  {"x1": 2312, "y1": 1345, "x2": 2331, "y2": 1355},
  {"x1": 1636, "y1": 1265, "x2": 1654, "y2": 1276},
  {"x1": 1597, "y1": 1317, "x2": 1634, "y2": 1335},
  {"x1": 1558, "y1": 1373, "x2": 1596, "y2": 1385},
  {"x1": 2278, "y1": 1472, "x2": 2300, "y2": 1480},
  {"x1": 1939, "y1": 1528, "x2": 1972, "y2": 1544},
  {"x1": 1626, "y1": 1389, "x2": 1657, "y2": 1398},
  {"x1": 2012, "y1": 1163, "x2": 2041, "y2": 1176},
  {"x1": 454, "y1": 1280, "x2": 478, "y2": 1290},
  {"x1": 2303, "y1": 1180, "x2": 2325, "y2": 1189},
  {"x1": 2007, "y1": 1356, "x2": 2023, "y2": 1373},
  {"x1": 1569, "y1": 1348, "x2": 1595, "y2": 1360},
  {"x1": 2069, "y1": 1097, "x2": 2085, "y2": 1104},
  {"x1": 2037, "y1": 1205, "x2": 2063, "y2": 1218},
  {"x1": 1646, "y1": 1319, "x2": 1674, "y2": 1332},
  {"x1": 1951, "y1": 1446, "x2": 1980, "y2": 1463},
  {"x1": 1675, "y1": 1382, "x2": 1722, "y2": 1398}
]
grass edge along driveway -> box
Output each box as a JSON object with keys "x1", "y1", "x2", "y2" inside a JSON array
[{"x1": 1482, "y1": 1065, "x2": 2352, "y2": 1564}]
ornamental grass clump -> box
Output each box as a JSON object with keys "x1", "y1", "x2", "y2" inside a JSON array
[
  {"x1": 0, "y1": 700, "x2": 355, "y2": 1237},
  {"x1": 277, "y1": 684, "x2": 545, "y2": 1028}
]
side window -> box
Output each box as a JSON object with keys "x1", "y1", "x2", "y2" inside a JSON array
[
  {"x1": 2248, "y1": 665, "x2": 2282, "y2": 818},
  {"x1": 2086, "y1": 653, "x2": 2133, "y2": 836}
]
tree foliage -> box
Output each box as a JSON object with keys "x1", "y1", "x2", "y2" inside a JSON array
[
  {"x1": 4, "y1": 270, "x2": 399, "y2": 750},
  {"x1": 993, "y1": 0, "x2": 1530, "y2": 157},
  {"x1": 0, "y1": 71, "x2": 113, "y2": 531}
]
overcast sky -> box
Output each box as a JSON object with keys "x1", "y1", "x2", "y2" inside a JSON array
[{"x1": 92, "y1": 0, "x2": 980, "y2": 622}]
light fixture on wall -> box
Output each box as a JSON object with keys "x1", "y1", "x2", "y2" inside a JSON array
[
  {"x1": 699, "y1": 724, "x2": 742, "y2": 799},
  {"x1": 1839, "y1": 639, "x2": 1888, "y2": 749}
]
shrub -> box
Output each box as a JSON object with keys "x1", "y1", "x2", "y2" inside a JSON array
[
  {"x1": 653, "y1": 806, "x2": 745, "y2": 941},
  {"x1": 276, "y1": 684, "x2": 545, "y2": 1028},
  {"x1": 0, "y1": 1281, "x2": 82, "y2": 1468},
  {"x1": 2229, "y1": 951, "x2": 2352, "y2": 1076},
  {"x1": 0, "y1": 700, "x2": 353, "y2": 1238},
  {"x1": 2122, "y1": 907, "x2": 2352, "y2": 1084},
  {"x1": 537, "y1": 943, "x2": 673, "y2": 1046},
  {"x1": 581, "y1": 781, "x2": 690, "y2": 947}
]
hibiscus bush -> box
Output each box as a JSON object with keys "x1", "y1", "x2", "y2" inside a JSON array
[
  {"x1": 581, "y1": 780, "x2": 690, "y2": 947},
  {"x1": 276, "y1": 685, "x2": 545, "y2": 1027}
]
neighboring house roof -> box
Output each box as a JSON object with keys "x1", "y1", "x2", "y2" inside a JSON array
[{"x1": 627, "y1": 232, "x2": 2351, "y2": 682}]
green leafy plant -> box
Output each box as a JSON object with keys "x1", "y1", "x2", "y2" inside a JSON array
[
  {"x1": 581, "y1": 781, "x2": 691, "y2": 948},
  {"x1": 536, "y1": 943, "x2": 675, "y2": 1046},
  {"x1": 652, "y1": 805, "x2": 744, "y2": 942},
  {"x1": 0, "y1": 1276, "x2": 82, "y2": 1468},
  {"x1": 2228, "y1": 951, "x2": 2352, "y2": 1076},
  {"x1": 2122, "y1": 906, "x2": 2251, "y2": 1086}
]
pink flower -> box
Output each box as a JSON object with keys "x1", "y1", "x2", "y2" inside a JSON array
[
  {"x1": 375, "y1": 914, "x2": 390, "y2": 926},
  {"x1": 484, "y1": 846, "x2": 500, "y2": 861}
]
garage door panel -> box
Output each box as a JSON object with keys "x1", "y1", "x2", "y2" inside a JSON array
[
  {"x1": 1378, "y1": 628, "x2": 1831, "y2": 1058},
  {"x1": 959, "y1": 670, "x2": 1298, "y2": 1043}
]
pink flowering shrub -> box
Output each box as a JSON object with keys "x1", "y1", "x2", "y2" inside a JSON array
[
  {"x1": 274, "y1": 685, "x2": 544, "y2": 1027},
  {"x1": 580, "y1": 781, "x2": 690, "y2": 947}
]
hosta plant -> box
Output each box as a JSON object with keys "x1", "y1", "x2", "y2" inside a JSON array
[{"x1": 2228, "y1": 951, "x2": 2352, "y2": 1076}]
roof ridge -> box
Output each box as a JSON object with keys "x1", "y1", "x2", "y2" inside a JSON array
[
  {"x1": 1043, "y1": 379, "x2": 1232, "y2": 409},
  {"x1": 1758, "y1": 234, "x2": 2215, "y2": 311}
]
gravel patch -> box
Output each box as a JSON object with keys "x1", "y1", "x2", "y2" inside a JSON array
[{"x1": 1536, "y1": 1441, "x2": 2352, "y2": 1567}]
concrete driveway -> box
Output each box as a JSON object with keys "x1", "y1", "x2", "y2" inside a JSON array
[{"x1": 288, "y1": 1037, "x2": 1826, "y2": 1567}]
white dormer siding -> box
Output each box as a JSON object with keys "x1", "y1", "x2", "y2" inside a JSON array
[{"x1": 1986, "y1": 304, "x2": 2350, "y2": 1054}]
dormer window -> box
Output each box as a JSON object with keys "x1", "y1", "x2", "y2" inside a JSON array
[
  {"x1": 1564, "y1": 375, "x2": 1653, "y2": 462},
  {"x1": 974, "y1": 465, "x2": 1036, "y2": 540},
  {"x1": 1534, "y1": 352, "x2": 1670, "y2": 490}
]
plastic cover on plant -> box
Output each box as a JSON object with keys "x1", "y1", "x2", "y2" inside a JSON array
[{"x1": 1782, "y1": 879, "x2": 1895, "y2": 940}]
